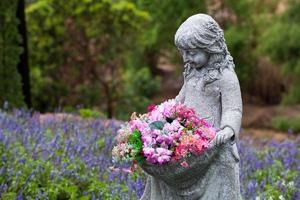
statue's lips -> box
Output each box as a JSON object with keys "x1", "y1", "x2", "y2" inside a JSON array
[{"x1": 184, "y1": 62, "x2": 201, "y2": 69}]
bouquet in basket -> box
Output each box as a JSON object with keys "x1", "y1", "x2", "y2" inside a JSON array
[{"x1": 112, "y1": 99, "x2": 216, "y2": 169}]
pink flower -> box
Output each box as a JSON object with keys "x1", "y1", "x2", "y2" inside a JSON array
[
  {"x1": 163, "y1": 120, "x2": 182, "y2": 132},
  {"x1": 159, "y1": 141, "x2": 169, "y2": 148},
  {"x1": 175, "y1": 145, "x2": 188, "y2": 157},
  {"x1": 157, "y1": 155, "x2": 171, "y2": 164},
  {"x1": 180, "y1": 161, "x2": 189, "y2": 168},
  {"x1": 143, "y1": 147, "x2": 155, "y2": 156},
  {"x1": 146, "y1": 154, "x2": 159, "y2": 164},
  {"x1": 205, "y1": 127, "x2": 216, "y2": 141},
  {"x1": 147, "y1": 104, "x2": 156, "y2": 112},
  {"x1": 129, "y1": 119, "x2": 149, "y2": 134},
  {"x1": 156, "y1": 135, "x2": 174, "y2": 145},
  {"x1": 198, "y1": 119, "x2": 211, "y2": 127},
  {"x1": 163, "y1": 107, "x2": 173, "y2": 118},
  {"x1": 113, "y1": 99, "x2": 216, "y2": 167},
  {"x1": 156, "y1": 147, "x2": 172, "y2": 156},
  {"x1": 152, "y1": 129, "x2": 161, "y2": 136},
  {"x1": 149, "y1": 111, "x2": 163, "y2": 121},
  {"x1": 142, "y1": 135, "x2": 154, "y2": 146}
]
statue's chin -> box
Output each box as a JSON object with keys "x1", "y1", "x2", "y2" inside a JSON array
[{"x1": 192, "y1": 64, "x2": 203, "y2": 69}]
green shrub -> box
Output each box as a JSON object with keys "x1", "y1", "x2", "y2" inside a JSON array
[
  {"x1": 116, "y1": 66, "x2": 161, "y2": 120},
  {"x1": 0, "y1": 0, "x2": 25, "y2": 108},
  {"x1": 257, "y1": 0, "x2": 300, "y2": 104},
  {"x1": 271, "y1": 115, "x2": 300, "y2": 133},
  {"x1": 79, "y1": 108, "x2": 106, "y2": 119}
]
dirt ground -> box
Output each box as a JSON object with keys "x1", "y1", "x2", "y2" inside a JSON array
[{"x1": 240, "y1": 104, "x2": 300, "y2": 141}]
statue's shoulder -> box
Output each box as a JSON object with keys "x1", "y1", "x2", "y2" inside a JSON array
[
  {"x1": 219, "y1": 67, "x2": 238, "y2": 81},
  {"x1": 218, "y1": 68, "x2": 240, "y2": 89}
]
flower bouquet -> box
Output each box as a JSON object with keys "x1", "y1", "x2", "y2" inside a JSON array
[{"x1": 112, "y1": 99, "x2": 219, "y2": 189}]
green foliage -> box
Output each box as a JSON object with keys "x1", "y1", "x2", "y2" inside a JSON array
[
  {"x1": 79, "y1": 108, "x2": 105, "y2": 119},
  {"x1": 225, "y1": 26, "x2": 255, "y2": 86},
  {"x1": 26, "y1": 0, "x2": 207, "y2": 118},
  {"x1": 282, "y1": 81, "x2": 300, "y2": 105},
  {"x1": 128, "y1": 0, "x2": 207, "y2": 72},
  {"x1": 128, "y1": 130, "x2": 144, "y2": 164},
  {"x1": 149, "y1": 121, "x2": 164, "y2": 130},
  {"x1": 271, "y1": 115, "x2": 300, "y2": 133},
  {"x1": 116, "y1": 67, "x2": 160, "y2": 120},
  {"x1": 0, "y1": 0, "x2": 25, "y2": 108},
  {"x1": 254, "y1": 160, "x2": 298, "y2": 199},
  {"x1": 95, "y1": 138, "x2": 106, "y2": 150},
  {"x1": 0, "y1": 139, "x2": 134, "y2": 199},
  {"x1": 224, "y1": 0, "x2": 279, "y2": 89},
  {"x1": 22, "y1": 0, "x2": 300, "y2": 113},
  {"x1": 133, "y1": 0, "x2": 206, "y2": 50},
  {"x1": 26, "y1": 0, "x2": 158, "y2": 118},
  {"x1": 258, "y1": 0, "x2": 300, "y2": 104}
]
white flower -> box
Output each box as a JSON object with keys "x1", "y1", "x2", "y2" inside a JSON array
[
  {"x1": 287, "y1": 181, "x2": 294, "y2": 188},
  {"x1": 279, "y1": 195, "x2": 285, "y2": 200}
]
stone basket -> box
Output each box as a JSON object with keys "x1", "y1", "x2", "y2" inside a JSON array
[{"x1": 140, "y1": 143, "x2": 222, "y2": 190}]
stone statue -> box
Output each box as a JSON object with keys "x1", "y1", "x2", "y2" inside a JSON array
[{"x1": 140, "y1": 14, "x2": 243, "y2": 200}]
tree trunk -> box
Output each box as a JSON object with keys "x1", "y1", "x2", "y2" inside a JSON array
[
  {"x1": 145, "y1": 48, "x2": 165, "y2": 76},
  {"x1": 16, "y1": 0, "x2": 31, "y2": 108}
]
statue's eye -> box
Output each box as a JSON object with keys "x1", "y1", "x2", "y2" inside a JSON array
[{"x1": 188, "y1": 51, "x2": 196, "y2": 55}]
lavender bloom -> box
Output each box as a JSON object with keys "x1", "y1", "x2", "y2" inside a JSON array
[{"x1": 0, "y1": 110, "x2": 299, "y2": 199}]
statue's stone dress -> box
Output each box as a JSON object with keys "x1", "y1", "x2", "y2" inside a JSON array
[{"x1": 140, "y1": 66, "x2": 243, "y2": 200}]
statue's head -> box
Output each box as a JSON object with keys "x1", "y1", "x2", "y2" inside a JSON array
[{"x1": 175, "y1": 14, "x2": 228, "y2": 69}]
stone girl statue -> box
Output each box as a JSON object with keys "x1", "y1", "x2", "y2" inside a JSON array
[{"x1": 140, "y1": 14, "x2": 242, "y2": 200}]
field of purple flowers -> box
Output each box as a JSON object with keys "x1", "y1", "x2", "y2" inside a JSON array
[{"x1": 0, "y1": 110, "x2": 299, "y2": 200}]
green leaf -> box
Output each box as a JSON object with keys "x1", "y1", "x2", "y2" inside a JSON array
[
  {"x1": 128, "y1": 130, "x2": 141, "y2": 144},
  {"x1": 149, "y1": 121, "x2": 164, "y2": 130},
  {"x1": 135, "y1": 154, "x2": 146, "y2": 165},
  {"x1": 79, "y1": 196, "x2": 90, "y2": 200}
]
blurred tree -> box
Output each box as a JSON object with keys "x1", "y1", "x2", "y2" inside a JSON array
[
  {"x1": 203, "y1": 0, "x2": 259, "y2": 102},
  {"x1": 130, "y1": 0, "x2": 206, "y2": 75},
  {"x1": 258, "y1": 0, "x2": 300, "y2": 104},
  {"x1": 26, "y1": 0, "x2": 159, "y2": 119},
  {"x1": 25, "y1": 0, "x2": 300, "y2": 115},
  {"x1": 212, "y1": 0, "x2": 284, "y2": 104},
  {"x1": 0, "y1": 0, "x2": 25, "y2": 108}
]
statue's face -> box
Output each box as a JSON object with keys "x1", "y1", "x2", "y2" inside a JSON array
[{"x1": 179, "y1": 48, "x2": 209, "y2": 69}]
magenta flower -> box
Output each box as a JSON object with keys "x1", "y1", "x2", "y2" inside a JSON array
[
  {"x1": 147, "y1": 104, "x2": 156, "y2": 112},
  {"x1": 113, "y1": 98, "x2": 216, "y2": 167}
]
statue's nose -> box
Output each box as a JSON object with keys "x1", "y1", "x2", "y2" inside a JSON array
[
  {"x1": 183, "y1": 56, "x2": 188, "y2": 63},
  {"x1": 182, "y1": 52, "x2": 190, "y2": 63}
]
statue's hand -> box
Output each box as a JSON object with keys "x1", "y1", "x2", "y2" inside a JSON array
[{"x1": 210, "y1": 127, "x2": 234, "y2": 147}]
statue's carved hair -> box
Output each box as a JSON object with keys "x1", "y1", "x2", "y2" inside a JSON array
[{"x1": 175, "y1": 14, "x2": 235, "y2": 73}]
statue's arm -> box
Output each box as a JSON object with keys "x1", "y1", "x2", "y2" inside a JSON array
[
  {"x1": 219, "y1": 68, "x2": 243, "y2": 144},
  {"x1": 175, "y1": 81, "x2": 186, "y2": 103}
]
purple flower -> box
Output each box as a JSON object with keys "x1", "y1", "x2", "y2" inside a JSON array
[{"x1": 1, "y1": 109, "x2": 299, "y2": 199}]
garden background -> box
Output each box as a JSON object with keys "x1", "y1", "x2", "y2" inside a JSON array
[{"x1": 0, "y1": 0, "x2": 299, "y2": 199}]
